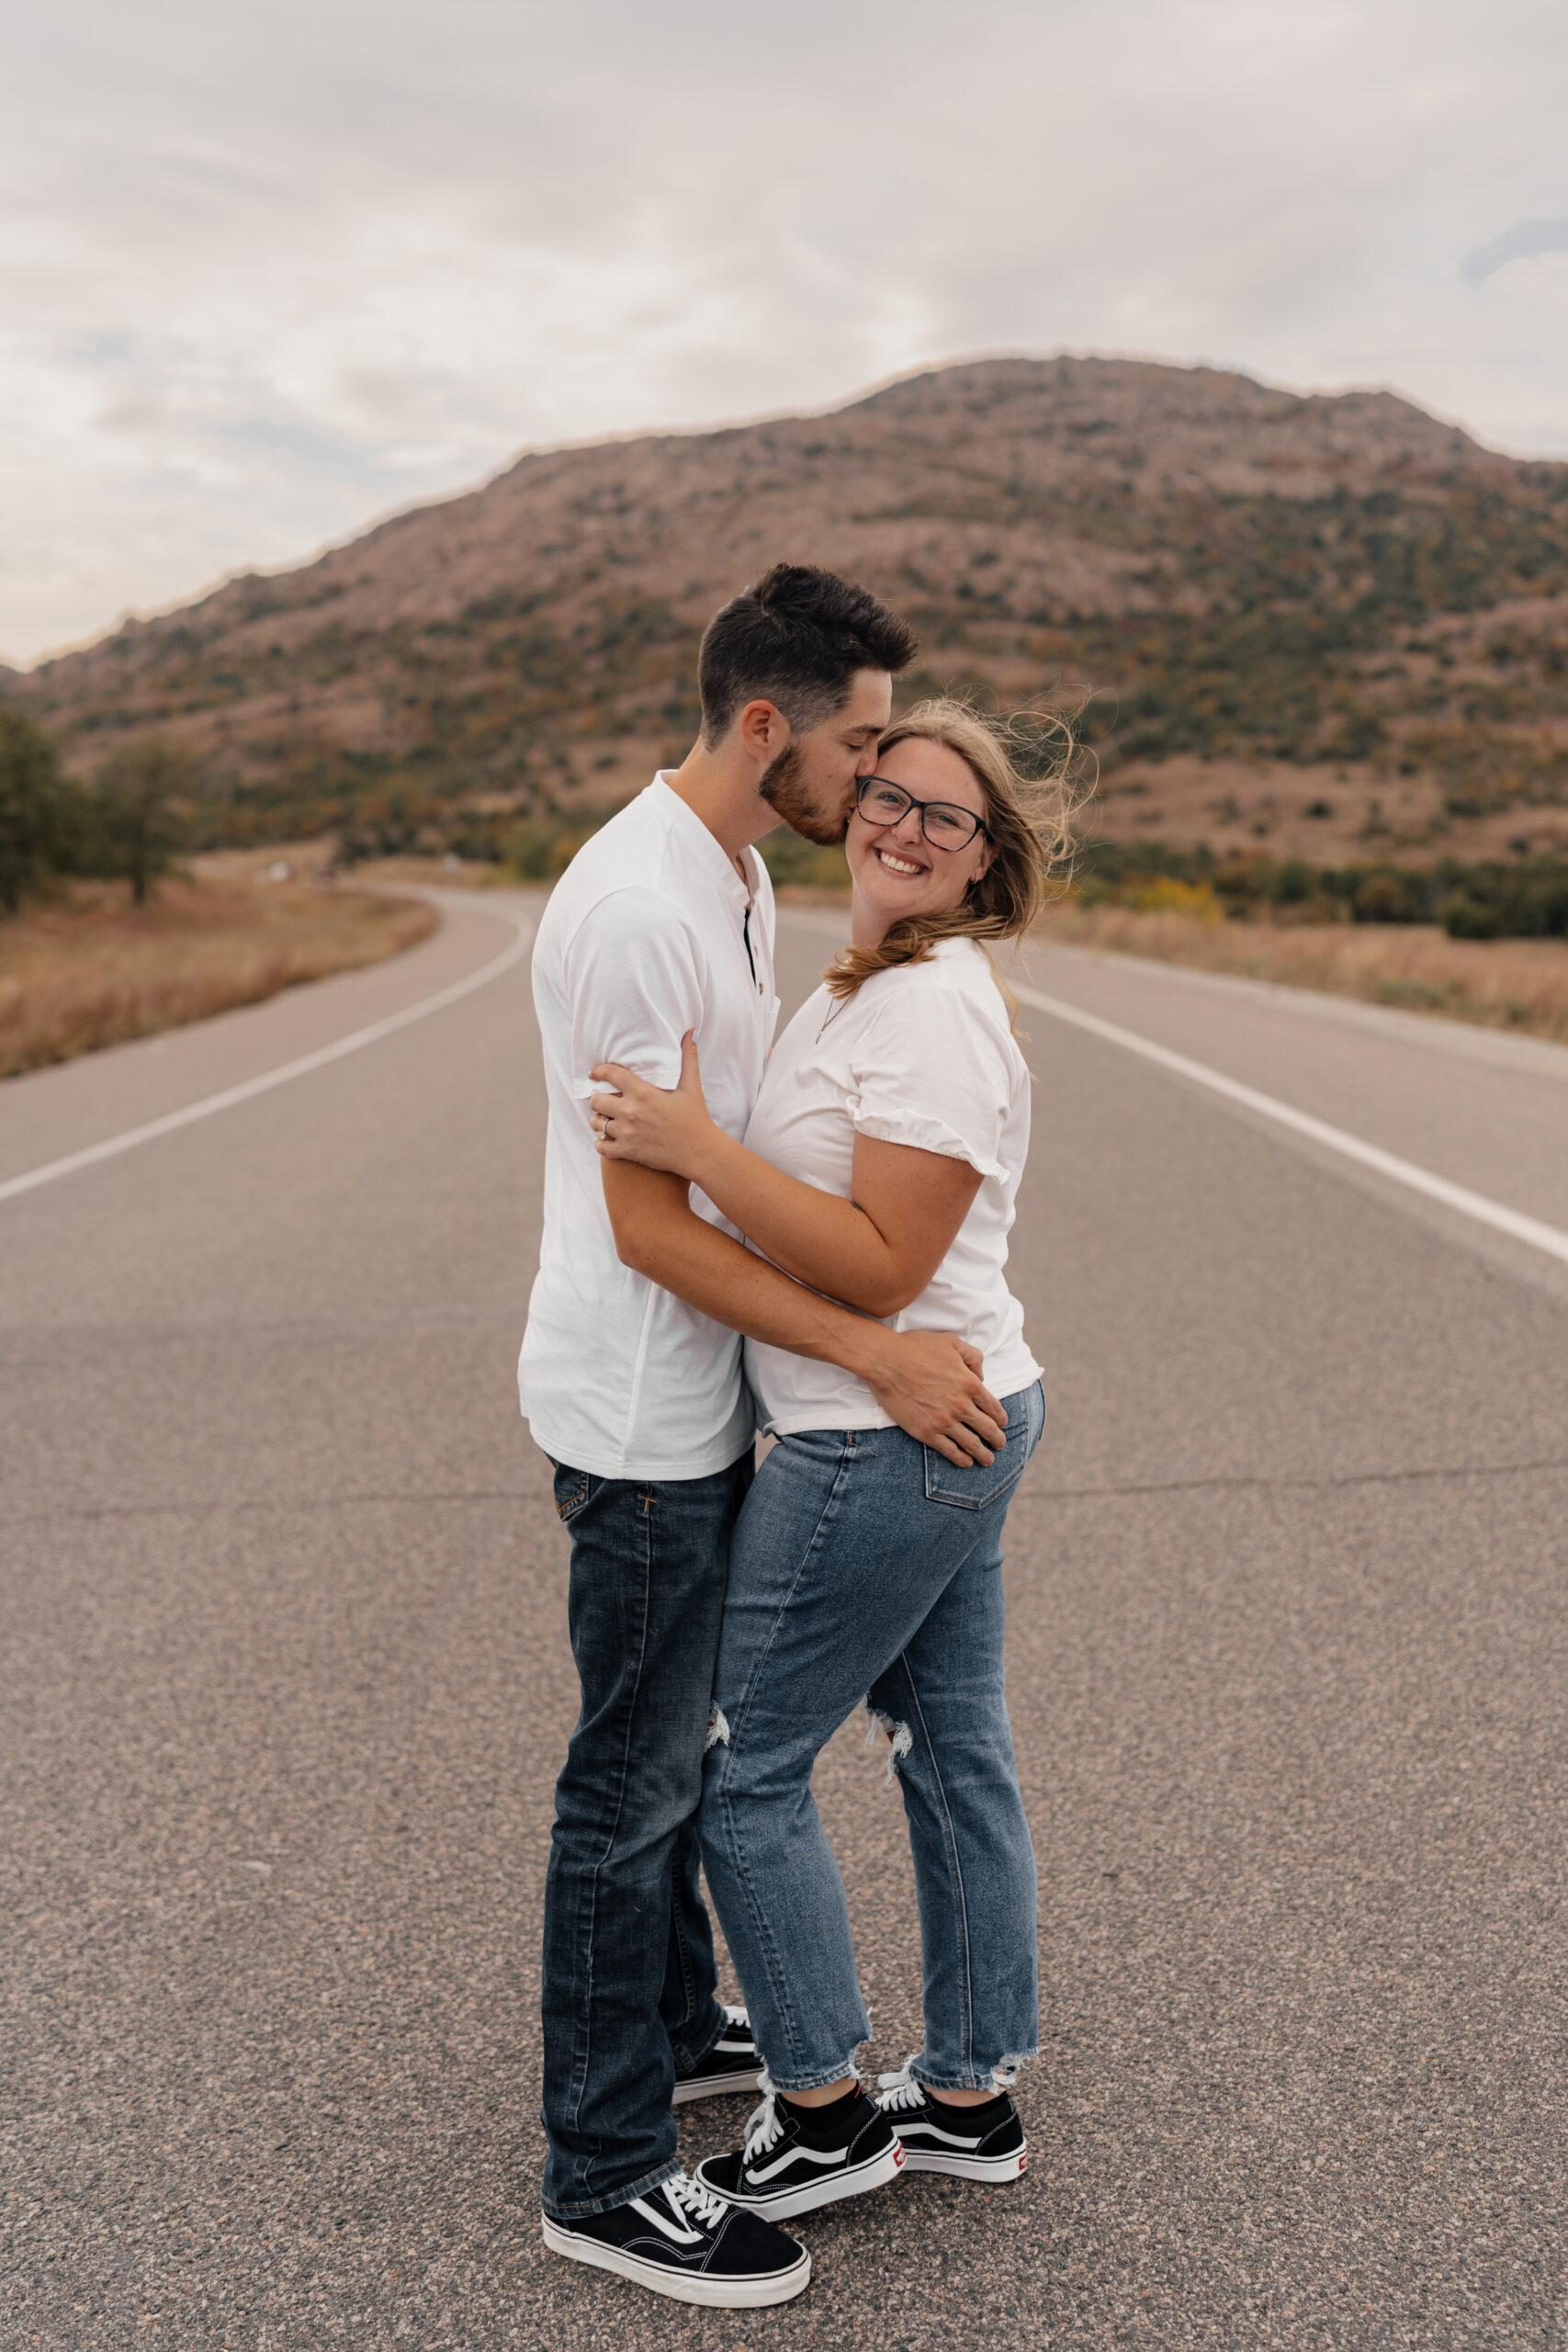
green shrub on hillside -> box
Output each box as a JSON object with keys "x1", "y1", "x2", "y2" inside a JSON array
[
  {"x1": 500, "y1": 817, "x2": 587, "y2": 882},
  {"x1": 1120, "y1": 874, "x2": 1224, "y2": 920},
  {"x1": 1438, "y1": 894, "x2": 1503, "y2": 940}
]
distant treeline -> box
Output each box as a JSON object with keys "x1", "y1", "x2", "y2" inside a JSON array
[
  {"x1": 7, "y1": 696, "x2": 1566, "y2": 944},
  {"x1": 0, "y1": 708, "x2": 188, "y2": 910},
  {"x1": 1077, "y1": 839, "x2": 1568, "y2": 940},
  {"x1": 426, "y1": 806, "x2": 1568, "y2": 942}
]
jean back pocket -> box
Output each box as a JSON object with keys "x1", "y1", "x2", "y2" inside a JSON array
[{"x1": 921, "y1": 1382, "x2": 1043, "y2": 1512}]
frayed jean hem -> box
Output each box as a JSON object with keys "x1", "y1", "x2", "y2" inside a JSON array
[{"x1": 909, "y1": 2048, "x2": 1037, "y2": 2096}]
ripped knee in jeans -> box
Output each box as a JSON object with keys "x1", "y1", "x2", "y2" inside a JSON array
[{"x1": 863, "y1": 1704, "x2": 912, "y2": 1786}]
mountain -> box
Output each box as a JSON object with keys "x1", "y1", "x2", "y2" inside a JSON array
[{"x1": 11, "y1": 356, "x2": 1568, "y2": 866}]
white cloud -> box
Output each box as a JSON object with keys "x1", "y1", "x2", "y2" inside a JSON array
[{"x1": 3, "y1": 0, "x2": 1567, "y2": 662}]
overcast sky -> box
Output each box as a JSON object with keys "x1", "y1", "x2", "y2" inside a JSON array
[{"x1": 3, "y1": 0, "x2": 1566, "y2": 665}]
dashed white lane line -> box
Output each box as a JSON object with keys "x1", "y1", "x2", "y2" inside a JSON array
[
  {"x1": 1009, "y1": 979, "x2": 1568, "y2": 1270},
  {"x1": 0, "y1": 904, "x2": 535, "y2": 1207}
]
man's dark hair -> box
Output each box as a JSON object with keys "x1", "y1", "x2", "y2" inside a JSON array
[{"x1": 697, "y1": 562, "x2": 918, "y2": 748}]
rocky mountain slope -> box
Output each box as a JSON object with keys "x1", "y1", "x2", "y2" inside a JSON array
[{"x1": 12, "y1": 356, "x2": 1568, "y2": 865}]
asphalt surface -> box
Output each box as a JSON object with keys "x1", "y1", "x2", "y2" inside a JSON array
[{"x1": 4, "y1": 886, "x2": 1567, "y2": 2350}]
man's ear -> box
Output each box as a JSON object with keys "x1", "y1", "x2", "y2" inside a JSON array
[{"x1": 736, "y1": 697, "x2": 789, "y2": 765}]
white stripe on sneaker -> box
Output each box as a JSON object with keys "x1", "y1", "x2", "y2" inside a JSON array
[
  {"x1": 745, "y1": 2143, "x2": 849, "y2": 2182},
  {"x1": 627, "y1": 2194, "x2": 705, "y2": 2245}
]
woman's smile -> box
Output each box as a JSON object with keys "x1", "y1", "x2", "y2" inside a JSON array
[{"x1": 847, "y1": 734, "x2": 994, "y2": 944}]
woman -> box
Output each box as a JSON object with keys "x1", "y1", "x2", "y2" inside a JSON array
[{"x1": 589, "y1": 698, "x2": 1074, "y2": 2225}]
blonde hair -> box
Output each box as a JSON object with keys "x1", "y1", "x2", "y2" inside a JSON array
[{"x1": 824, "y1": 696, "x2": 1080, "y2": 1005}]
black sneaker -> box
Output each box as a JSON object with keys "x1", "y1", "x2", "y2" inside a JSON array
[
  {"x1": 695, "y1": 2083, "x2": 904, "y2": 2222},
  {"x1": 672, "y1": 2004, "x2": 766, "y2": 2107},
  {"x1": 874, "y1": 2063, "x2": 1028, "y2": 2181},
  {"x1": 541, "y1": 2171, "x2": 809, "y2": 2308}
]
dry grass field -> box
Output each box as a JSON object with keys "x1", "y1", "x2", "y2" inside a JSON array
[
  {"x1": 0, "y1": 876, "x2": 436, "y2": 1078},
  {"x1": 1026, "y1": 899, "x2": 1568, "y2": 1045}
]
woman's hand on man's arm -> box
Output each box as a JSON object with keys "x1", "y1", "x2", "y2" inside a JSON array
[{"x1": 589, "y1": 1035, "x2": 719, "y2": 1178}]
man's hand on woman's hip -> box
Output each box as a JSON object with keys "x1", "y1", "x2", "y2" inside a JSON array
[{"x1": 857, "y1": 1330, "x2": 1006, "y2": 1467}]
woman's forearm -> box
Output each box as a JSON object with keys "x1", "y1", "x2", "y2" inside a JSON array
[
  {"x1": 589, "y1": 1062, "x2": 979, "y2": 1316},
  {"x1": 687, "y1": 1131, "x2": 907, "y2": 1315}
]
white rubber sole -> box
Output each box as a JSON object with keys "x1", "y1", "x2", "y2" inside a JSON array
[
  {"x1": 697, "y1": 2138, "x2": 905, "y2": 2222},
  {"x1": 896, "y1": 2143, "x2": 1028, "y2": 2182},
  {"x1": 540, "y1": 2214, "x2": 811, "y2": 2308},
  {"x1": 671, "y1": 2065, "x2": 766, "y2": 2107}
]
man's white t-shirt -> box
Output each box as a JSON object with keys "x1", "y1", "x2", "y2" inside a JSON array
[
  {"x1": 742, "y1": 936, "x2": 1042, "y2": 1436},
  {"x1": 519, "y1": 775, "x2": 779, "y2": 1479}
]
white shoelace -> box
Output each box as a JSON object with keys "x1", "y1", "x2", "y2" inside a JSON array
[
  {"x1": 875, "y1": 2063, "x2": 929, "y2": 2113},
  {"x1": 661, "y1": 2170, "x2": 730, "y2": 2233},
  {"x1": 742, "y1": 2090, "x2": 788, "y2": 2166}
]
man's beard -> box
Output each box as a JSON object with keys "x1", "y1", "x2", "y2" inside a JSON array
[{"x1": 758, "y1": 742, "x2": 852, "y2": 848}]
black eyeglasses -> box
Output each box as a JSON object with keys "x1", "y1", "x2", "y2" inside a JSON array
[{"x1": 855, "y1": 775, "x2": 989, "y2": 853}]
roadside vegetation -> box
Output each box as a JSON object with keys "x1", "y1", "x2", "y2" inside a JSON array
[
  {"x1": 0, "y1": 876, "x2": 435, "y2": 1078},
  {"x1": 0, "y1": 713, "x2": 436, "y2": 1077},
  {"x1": 1024, "y1": 841, "x2": 1568, "y2": 1045},
  {"x1": 1027, "y1": 899, "x2": 1568, "y2": 1045}
]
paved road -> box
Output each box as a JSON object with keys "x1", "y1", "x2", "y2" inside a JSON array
[{"x1": 5, "y1": 888, "x2": 1567, "y2": 2349}]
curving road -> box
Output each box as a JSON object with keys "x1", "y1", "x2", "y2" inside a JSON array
[{"x1": 4, "y1": 888, "x2": 1567, "y2": 2349}]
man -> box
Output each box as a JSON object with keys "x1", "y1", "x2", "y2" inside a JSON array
[{"x1": 520, "y1": 563, "x2": 1007, "y2": 2309}]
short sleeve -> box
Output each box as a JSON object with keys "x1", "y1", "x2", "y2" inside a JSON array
[
  {"x1": 849, "y1": 972, "x2": 1016, "y2": 1181},
  {"x1": 563, "y1": 888, "x2": 704, "y2": 1110}
]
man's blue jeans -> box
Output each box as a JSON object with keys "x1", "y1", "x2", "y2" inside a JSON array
[
  {"x1": 539, "y1": 1451, "x2": 752, "y2": 2218},
  {"x1": 699, "y1": 1384, "x2": 1044, "y2": 2096}
]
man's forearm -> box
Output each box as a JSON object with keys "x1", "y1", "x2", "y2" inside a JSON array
[{"x1": 603, "y1": 1161, "x2": 1006, "y2": 1464}]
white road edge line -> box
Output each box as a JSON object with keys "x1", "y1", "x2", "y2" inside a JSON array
[
  {"x1": 1010, "y1": 980, "x2": 1568, "y2": 1269},
  {"x1": 0, "y1": 901, "x2": 535, "y2": 1207}
]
